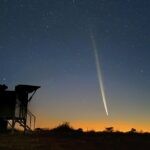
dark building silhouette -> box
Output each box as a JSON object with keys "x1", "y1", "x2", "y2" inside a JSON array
[{"x1": 0, "y1": 84, "x2": 40, "y2": 133}]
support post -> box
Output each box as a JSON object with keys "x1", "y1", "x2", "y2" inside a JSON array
[{"x1": 11, "y1": 119, "x2": 15, "y2": 134}]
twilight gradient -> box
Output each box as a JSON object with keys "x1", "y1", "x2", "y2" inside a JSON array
[{"x1": 0, "y1": 0, "x2": 150, "y2": 131}]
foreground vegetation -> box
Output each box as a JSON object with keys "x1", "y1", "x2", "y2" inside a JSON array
[{"x1": 0, "y1": 123, "x2": 150, "y2": 150}]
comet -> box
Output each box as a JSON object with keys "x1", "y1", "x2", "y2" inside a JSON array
[{"x1": 90, "y1": 32, "x2": 109, "y2": 116}]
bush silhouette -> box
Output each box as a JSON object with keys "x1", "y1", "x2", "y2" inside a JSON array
[
  {"x1": 48, "y1": 122, "x2": 84, "y2": 137},
  {"x1": 50, "y1": 122, "x2": 74, "y2": 132},
  {"x1": 104, "y1": 127, "x2": 114, "y2": 132}
]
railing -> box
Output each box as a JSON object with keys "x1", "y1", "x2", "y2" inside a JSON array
[
  {"x1": 27, "y1": 109, "x2": 36, "y2": 130},
  {"x1": 7, "y1": 110, "x2": 36, "y2": 133}
]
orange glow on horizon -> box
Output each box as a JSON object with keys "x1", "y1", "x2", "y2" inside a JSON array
[{"x1": 36, "y1": 117, "x2": 150, "y2": 132}]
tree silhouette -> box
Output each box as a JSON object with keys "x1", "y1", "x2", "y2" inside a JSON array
[{"x1": 130, "y1": 128, "x2": 137, "y2": 133}]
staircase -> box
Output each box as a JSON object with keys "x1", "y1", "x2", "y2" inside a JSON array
[
  {"x1": 8, "y1": 109, "x2": 36, "y2": 132},
  {"x1": 27, "y1": 109, "x2": 36, "y2": 130},
  {"x1": 17, "y1": 119, "x2": 31, "y2": 131}
]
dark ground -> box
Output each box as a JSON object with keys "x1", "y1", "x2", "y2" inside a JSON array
[
  {"x1": 0, "y1": 123, "x2": 149, "y2": 150},
  {"x1": 0, "y1": 132, "x2": 150, "y2": 150}
]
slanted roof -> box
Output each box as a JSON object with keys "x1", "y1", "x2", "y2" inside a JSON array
[{"x1": 15, "y1": 85, "x2": 40, "y2": 93}]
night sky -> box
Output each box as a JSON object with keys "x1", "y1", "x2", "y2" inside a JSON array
[{"x1": 0, "y1": 0, "x2": 150, "y2": 131}]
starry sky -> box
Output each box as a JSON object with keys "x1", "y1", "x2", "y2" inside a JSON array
[{"x1": 0, "y1": 0, "x2": 150, "y2": 131}]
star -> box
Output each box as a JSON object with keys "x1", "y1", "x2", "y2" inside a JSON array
[
  {"x1": 2, "y1": 78, "x2": 6, "y2": 82},
  {"x1": 140, "y1": 69, "x2": 144, "y2": 73}
]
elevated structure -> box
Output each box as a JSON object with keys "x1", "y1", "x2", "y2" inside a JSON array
[{"x1": 0, "y1": 84, "x2": 40, "y2": 133}]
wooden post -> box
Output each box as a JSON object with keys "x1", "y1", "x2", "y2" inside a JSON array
[{"x1": 11, "y1": 119, "x2": 15, "y2": 134}]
